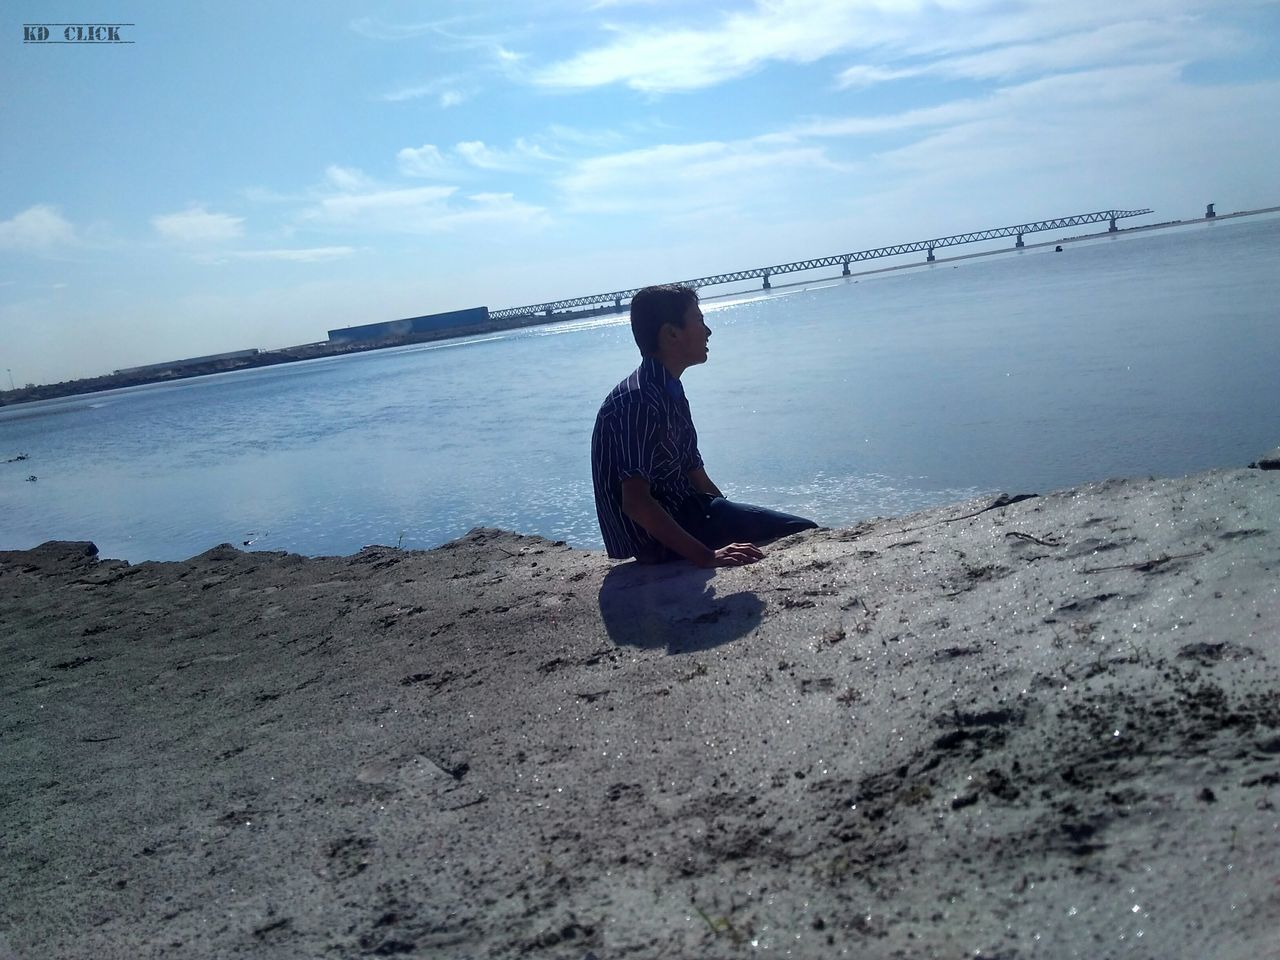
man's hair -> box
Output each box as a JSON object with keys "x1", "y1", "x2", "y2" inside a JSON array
[{"x1": 630, "y1": 284, "x2": 699, "y2": 356}]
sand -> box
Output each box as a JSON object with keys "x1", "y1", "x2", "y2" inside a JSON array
[{"x1": 2, "y1": 463, "x2": 1278, "y2": 959}]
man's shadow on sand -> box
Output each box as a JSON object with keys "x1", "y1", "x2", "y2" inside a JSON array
[{"x1": 597, "y1": 562, "x2": 764, "y2": 654}]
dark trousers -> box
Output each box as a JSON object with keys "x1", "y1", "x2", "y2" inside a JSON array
[
  {"x1": 684, "y1": 493, "x2": 818, "y2": 548},
  {"x1": 635, "y1": 493, "x2": 817, "y2": 562}
]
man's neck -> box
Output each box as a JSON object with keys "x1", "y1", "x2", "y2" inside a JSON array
[{"x1": 652, "y1": 353, "x2": 686, "y2": 380}]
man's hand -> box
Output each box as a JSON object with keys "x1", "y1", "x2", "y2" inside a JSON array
[
  {"x1": 702, "y1": 542, "x2": 765, "y2": 567},
  {"x1": 622, "y1": 476, "x2": 763, "y2": 567}
]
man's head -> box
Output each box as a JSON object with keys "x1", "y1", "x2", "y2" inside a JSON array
[{"x1": 630, "y1": 284, "x2": 711, "y2": 371}]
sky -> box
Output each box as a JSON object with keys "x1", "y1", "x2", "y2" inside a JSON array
[{"x1": 2, "y1": 0, "x2": 1279, "y2": 386}]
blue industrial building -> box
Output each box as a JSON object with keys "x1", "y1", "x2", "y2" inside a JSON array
[{"x1": 327, "y1": 306, "x2": 490, "y2": 344}]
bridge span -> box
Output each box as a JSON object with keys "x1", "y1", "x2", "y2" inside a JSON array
[{"x1": 489, "y1": 208, "x2": 1153, "y2": 321}]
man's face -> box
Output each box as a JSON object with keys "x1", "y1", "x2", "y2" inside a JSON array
[{"x1": 667, "y1": 302, "x2": 711, "y2": 367}]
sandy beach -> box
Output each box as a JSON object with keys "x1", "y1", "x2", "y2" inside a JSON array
[{"x1": 3, "y1": 457, "x2": 1278, "y2": 959}]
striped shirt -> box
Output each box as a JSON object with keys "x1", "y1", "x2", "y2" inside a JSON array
[{"x1": 591, "y1": 356, "x2": 704, "y2": 559}]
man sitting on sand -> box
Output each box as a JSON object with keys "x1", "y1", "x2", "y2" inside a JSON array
[{"x1": 591, "y1": 284, "x2": 818, "y2": 567}]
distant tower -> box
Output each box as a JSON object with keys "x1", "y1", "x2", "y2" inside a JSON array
[{"x1": 1206, "y1": 202, "x2": 1216, "y2": 218}]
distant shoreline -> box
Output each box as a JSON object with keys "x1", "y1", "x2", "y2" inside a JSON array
[{"x1": 4, "y1": 205, "x2": 1276, "y2": 409}]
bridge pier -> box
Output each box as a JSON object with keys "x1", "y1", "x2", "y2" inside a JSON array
[
  {"x1": 926, "y1": 247, "x2": 935, "y2": 262},
  {"x1": 842, "y1": 259, "x2": 850, "y2": 276},
  {"x1": 614, "y1": 296, "x2": 622, "y2": 312},
  {"x1": 762, "y1": 273, "x2": 771, "y2": 290},
  {"x1": 1108, "y1": 217, "x2": 1117, "y2": 232},
  {"x1": 1015, "y1": 233, "x2": 1024, "y2": 248}
]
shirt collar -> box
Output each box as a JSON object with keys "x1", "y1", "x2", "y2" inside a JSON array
[{"x1": 641, "y1": 355, "x2": 684, "y2": 400}]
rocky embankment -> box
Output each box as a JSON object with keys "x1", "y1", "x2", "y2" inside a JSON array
[{"x1": 2, "y1": 460, "x2": 1278, "y2": 959}]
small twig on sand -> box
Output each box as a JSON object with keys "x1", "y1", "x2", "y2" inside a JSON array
[
  {"x1": 692, "y1": 902, "x2": 744, "y2": 944},
  {"x1": 1081, "y1": 550, "x2": 1205, "y2": 575},
  {"x1": 894, "y1": 493, "x2": 1039, "y2": 535},
  {"x1": 944, "y1": 493, "x2": 1038, "y2": 524},
  {"x1": 1005, "y1": 531, "x2": 1062, "y2": 547}
]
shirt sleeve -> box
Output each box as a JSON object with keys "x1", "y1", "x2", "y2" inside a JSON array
[
  {"x1": 607, "y1": 395, "x2": 664, "y2": 484},
  {"x1": 685, "y1": 444, "x2": 704, "y2": 472},
  {"x1": 682, "y1": 416, "x2": 703, "y2": 472}
]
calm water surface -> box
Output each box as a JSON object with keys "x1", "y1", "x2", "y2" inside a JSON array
[{"x1": 2, "y1": 215, "x2": 1278, "y2": 563}]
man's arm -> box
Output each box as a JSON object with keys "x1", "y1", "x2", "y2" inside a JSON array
[
  {"x1": 687, "y1": 464, "x2": 723, "y2": 499},
  {"x1": 620, "y1": 476, "x2": 761, "y2": 567}
]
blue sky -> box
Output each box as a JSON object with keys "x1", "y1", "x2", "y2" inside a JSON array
[{"x1": 2, "y1": 0, "x2": 1278, "y2": 385}]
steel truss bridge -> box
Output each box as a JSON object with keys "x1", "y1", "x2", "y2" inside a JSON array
[{"x1": 489, "y1": 208, "x2": 1153, "y2": 321}]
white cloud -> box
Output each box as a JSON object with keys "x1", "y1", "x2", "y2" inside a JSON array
[
  {"x1": 901, "y1": 0, "x2": 1236, "y2": 58},
  {"x1": 540, "y1": 52, "x2": 1280, "y2": 262},
  {"x1": 834, "y1": 64, "x2": 916, "y2": 89},
  {"x1": 352, "y1": 14, "x2": 522, "y2": 60},
  {"x1": 0, "y1": 205, "x2": 77, "y2": 251},
  {"x1": 784, "y1": 95, "x2": 990, "y2": 139},
  {"x1": 314, "y1": 185, "x2": 458, "y2": 219},
  {"x1": 558, "y1": 138, "x2": 845, "y2": 215},
  {"x1": 430, "y1": 193, "x2": 548, "y2": 230},
  {"x1": 533, "y1": 0, "x2": 921, "y2": 92},
  {"x1": 301, "y1": 181, "x2": 547, "y2": 234},
  {"x1": 837, "y1": 17, "x2": 1243, "y2": 88},
  {"x1": 151, "y1": 205, "x2": 244, "y2": 243},
  {"x1": 455, "y1": 138, "x2": 555, "y2": 170},
  {"x1": 381, "y1": 83, "x2": 436, "y2": 103},
  {"x1": 380, "y1": 77, "x2": 473, "y2": 107},
  {"x1": 367, "y1": 17, "x2": 526, "y2": 103},
  {"x1": 455, "y1": 141, "x2": 501, "y2": 168},
  {"x1": 809, "y1": 65, "x2": 1280, "y2": 234},
  {"x1": 542, "y1": 123, "x2": 630, "y2": 149},
  {"x1": 398, "y1": 138, "x2": 557, "y2": 177},
  {"x1": 397, "y1": 144, "x2": 455, "y2": 178},
  {"x1": 325, "y1": 165, "x2": 375, "y2": 191},
  {"x1": 533, "y1": 0, "x2": 1257, "y2": 93},
  {"x1": 784, "y1": 63, "x2": 1191, "y2": 141},
  {"x1": 929, "y1": 20, "x2": 1210, "y2": 79},
  {"x1": 227, "y1": 247, "x2": 357, "y2": 263}
]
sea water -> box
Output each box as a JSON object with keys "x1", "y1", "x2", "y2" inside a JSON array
[{"x1": 2, "y1": 214, "x2": 1278, "y2": 563}]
